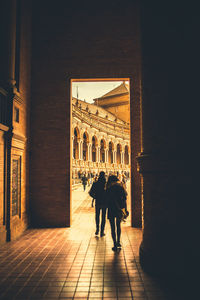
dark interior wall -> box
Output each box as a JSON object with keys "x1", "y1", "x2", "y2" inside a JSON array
[
  {"x1": 30, "y1": 0, "x2": 142, "y2": 226},
  {"x1": 137, "y1": 1, "x2": 198, "y2": 277},
  {"x1": 0, "y1": 1, "x2": 10, "y2": 85}
]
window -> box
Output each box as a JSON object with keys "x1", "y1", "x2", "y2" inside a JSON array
[{"x1": 14, "y1": 107, "x2": 19, "y2": 123}]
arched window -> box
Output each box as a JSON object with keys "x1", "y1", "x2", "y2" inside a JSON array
[
  {"x1": 73, "y1": 128, "x2": 79, "y2": 159},
  {"x1": 100, "y1": 139, "x2": 106, "y2": 163},
  {"x1": 124, "y1": 145, "x2": 129, "y2": 165},
  {"x1": 116, "y1": 144, "x2": 122, "y2": 164},
  {"x1": 108, "y1": 141, "x2": 114, "y2": 164},
  {"x1": 92, "y1": 136, "x2": 97, "y2": 162},
  {"x1": 83, "y1": 132, "x2": 88, "y2": 161}
]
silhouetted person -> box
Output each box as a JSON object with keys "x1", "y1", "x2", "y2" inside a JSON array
[
  {"x1": 81, "y1": 174, "x2": 87, "y2": 191},
  {"x1": 106, "y1": 175, "x2": 128, "y2": 251},
  {"x1": 89, "y1": 171, "x2": 107, "y2": 237}
]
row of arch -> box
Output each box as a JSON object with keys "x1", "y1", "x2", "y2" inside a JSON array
[{"x1": 73, "y1": 127, "x2": 130, "y2": 165}]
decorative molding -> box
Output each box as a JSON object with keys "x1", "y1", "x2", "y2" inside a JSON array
[
  {"x1": 11, "y1": 133, "x2": 26, "y2": 150},
  {"x1": 101, "y1": 101, "x2": 129, "y2": 108},
  {"x1": 13, "y1": 92, "x2": 23, "y2": 105},
  {"x1": 0, "y1": 124, "x2": 9, "y2": 132}
]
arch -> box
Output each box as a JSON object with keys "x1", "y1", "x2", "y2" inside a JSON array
[
  {"x1": 100, "y1": 139, "x2": 106, "y2": 163},
  {"x1": 74, "y1": 126, "x2": 80, "y2": 139},
  {"x1": 92, "y1": 136, "x2": 98, "y2": 162},
  {"x1": 83, "y1": 131, "x2": 89, "y2": 143},
  {"x1": 108, "y1": 140, "x2": 114, "y2": 150},
  {"x1": 73, "y1": 127, "x2": 80, "y2": 159},
  {"x1": 108, "y1": 141, "x2": 114, "y2": 164},
  {"x1": 124, "y1": 145, "x2": 129, "y2": 165},
  {"x1": 116, "y1": 143, "x2": 122, "y2": 164},
  {"x1": 83, "y1": 131, "x2": 89, "y2": 161}
]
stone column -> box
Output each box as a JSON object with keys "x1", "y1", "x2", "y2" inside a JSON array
[
  {"x1": 113, "y1": 150, "x2": 116, "y2": 164},
  {"x1": 97, "y1": 147, "x2": 100, "y2": 162},
  {"x1": 136, "y1": 1, "x2": 193, "y2": 277},
  {"x1": 105, "y1": 149, "x2": 108, "y2": 163},
  {"x1": 71, "y1": 137, "x2": 74, "y2": 159},
  {"x1": 96, "y1": 146, "x2": 98, "y2": 162},
  {"x1": 88, "y1": 143, "x2": 92, "y2": 161},
  {"x1": 7, "y1": 0, "x2": 17, "y2": 89},
  {"x1": 121, "y1": 151, "x2": 124, "y2": 165},
  {"x1": 78, "y1": 140, "x2": 82, "y2": 160},
  {"x1": 4, "y1": 0, "x2": 17, "y2": 242}
]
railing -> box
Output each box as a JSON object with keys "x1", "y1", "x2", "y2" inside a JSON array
[
  {"x1": 0, "y1": 90, "x2": 8, "y2": 126},
  {"x1": 72, "y1": 159, "x2": 130, "y2": 171}
]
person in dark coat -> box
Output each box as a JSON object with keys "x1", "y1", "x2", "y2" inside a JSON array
[
  {"x1": 89, "y1": 171, "x2": 107, "y2": 237},
  {"x1": 106, "y1": 175, "x2": 128, "y2": 251},
  {"x1": 81, "y1": 174, "x2": 87, "y2": 191}
]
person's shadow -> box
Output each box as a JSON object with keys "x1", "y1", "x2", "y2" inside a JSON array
[{"x1": 103, "y1": 247, "x2": 129, "y2": 296}]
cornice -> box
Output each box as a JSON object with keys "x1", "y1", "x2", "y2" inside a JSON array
[
  {"x1": 0, "y1": 124, "x2": 9, "y2": 132},
  {"x1": 101, "y1": 101, "x2": 129, "y2": 108},
  {"x1": 11, "y1": 132, "x2": 27, "y2": 150}
]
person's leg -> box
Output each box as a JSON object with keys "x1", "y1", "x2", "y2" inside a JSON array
[
  {"x1": 100, "y1": 208, "x2": 106, "y2": 237},
  {"x1": 116, "y1": 218, "x2": 121, "y2": 247},
  {"x1": 95, "y1": 206, "x2": 100, "y2": 234},
  {"x1": 109, "y1": 218, "x2": 117, "y2": 250}
]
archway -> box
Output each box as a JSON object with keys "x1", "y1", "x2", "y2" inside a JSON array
[
  {"x1": 73, "y1": 127, "x2": 80, "y2": 159},
  {"x1": 124, "y1": 145, "x2": 129, "y2": 165},
  {"x1": 108, "y1": 141, "x2": 114, "y2": 164},
  {"x1": 83, "y1": 132, "x2": 89, "y2": 161},
  {"x1": 116, "y1": 143, "x2": 122, "y2": 164},
  {"x1": 100, "y1": 139, "x2": 106, "y2": 163},
  {"x1": 92, "y1": 136, "x2": 97, "y2": 162}
]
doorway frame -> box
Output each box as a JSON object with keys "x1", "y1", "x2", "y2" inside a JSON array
[{"x1": 68, "y1": 76, "x2": 142, "y2": 227}]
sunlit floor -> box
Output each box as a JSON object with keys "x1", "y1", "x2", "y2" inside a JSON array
[{"x1": 0, "y1": 186, "x2": 180, "y2": 300}]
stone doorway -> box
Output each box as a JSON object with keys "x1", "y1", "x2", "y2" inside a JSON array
[{"x1": 70, "y1": 78, "x2": 132, "y2": 224}]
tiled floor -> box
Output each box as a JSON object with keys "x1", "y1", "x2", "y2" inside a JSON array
[{"x1": 0, "y1": 184, "x2": 182, "y2": 299}]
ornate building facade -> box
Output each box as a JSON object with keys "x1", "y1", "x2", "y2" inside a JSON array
[{"x1": 72, "y1": 82, "x2": 130, "y2": 182}]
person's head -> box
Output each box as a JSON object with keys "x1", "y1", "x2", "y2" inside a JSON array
[
  {"x1": 99, "y1": 171, "x2": 105, "y2": 178},
  {"x1": 98, "y1": 171, "x2": 106, "y2": 183},
  {"x1": 108, "y1": 175, "x2": 118, "y2": 183},
  {"x1": 107, "y1": 175, "x2": 119, "y2": 187}
]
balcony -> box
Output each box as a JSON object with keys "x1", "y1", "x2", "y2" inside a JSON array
[{"x1": 72, "y1": 159, "x2": 130, "y2": 171}]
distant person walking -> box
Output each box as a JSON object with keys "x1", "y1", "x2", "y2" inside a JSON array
[
  {"x1": 106, "y1": 175, "x2": 128, "y2": 251},
  {"x1": 89, "y1": 171, "x2": 107, "y2": 237},
  {"x1": 81, "y1": 174, "x2": 87, "y2": 191}
]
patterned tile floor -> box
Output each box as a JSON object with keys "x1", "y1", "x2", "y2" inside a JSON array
[{"x1": 0, "y1": 184, "x2": 183, "y2": 299}]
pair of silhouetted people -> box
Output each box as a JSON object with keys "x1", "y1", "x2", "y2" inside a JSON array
[{"x1": 89, "y1": 172, "x2": 128, "y2": 251}]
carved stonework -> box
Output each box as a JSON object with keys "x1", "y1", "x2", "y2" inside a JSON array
[{"x1": 12, "y1": 157, "x2": 21, "y2": 217}]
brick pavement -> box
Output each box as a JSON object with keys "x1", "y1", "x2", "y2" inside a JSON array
[{"x1": 0, "y1": 187, "x2": 180, "y2": 299}]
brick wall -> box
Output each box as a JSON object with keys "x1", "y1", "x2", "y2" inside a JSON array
[
  {"x1": 0, "y1": 0, "x2": 32, "y2": 243},
  {"x1": 30, "y1": 0, "x2": 142, "y2": 227}
]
